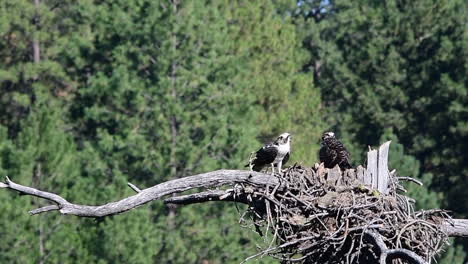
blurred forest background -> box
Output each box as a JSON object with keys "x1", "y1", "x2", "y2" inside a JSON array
[{"x1": 0, "y1": 0, "x2": 466, "y2": 263}]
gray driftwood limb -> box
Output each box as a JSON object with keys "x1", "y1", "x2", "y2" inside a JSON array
[
  {"x1": 127, "y1": 182, "x2": 142, "y2": 193},
  {"x1": 0, "y1": 170, "x2": 276, "y2": 217},
  {"x1": 1, "y1": 170, "x2": 467, "y2": 238},
  {"x1": 441, "y1": 219, "x2": 468, "y2": 237},
  {"x1": 1, "y1": 169, "x2": 467, "y2": 239},
  {"x1": 163, "y1": 189, "x2": 250, "y2": 204}
]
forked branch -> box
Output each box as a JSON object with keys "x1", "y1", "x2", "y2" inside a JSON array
[
  {"x1": 0, "y1": 170, "x2": 277, "y2": 217},
  {"x1": 1, "y1": 172, "x2": 467, "y2": 239}
]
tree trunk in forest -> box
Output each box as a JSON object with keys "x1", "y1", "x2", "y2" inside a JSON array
[
  {"x1": 33, "y1": 0, "x2": 40, "y2": 64},
  {"x1": 167, "y1": 0, "x2": 180, "y2": 231}
]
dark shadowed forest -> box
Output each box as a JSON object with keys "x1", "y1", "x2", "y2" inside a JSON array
[{"x1": 0, "y1": 0, "x2": 466, "y2": 263}]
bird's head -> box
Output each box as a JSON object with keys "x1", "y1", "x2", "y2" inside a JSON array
[
  {"x1": 276, "y1": 132, "x2": 292, "y2": 145},
  {"x1": 322, "y1": 131, "x2": 335, "y2": 141}
]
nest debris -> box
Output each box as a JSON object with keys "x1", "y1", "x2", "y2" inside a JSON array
[{"x1": 236, "y1": 163, "x2": 450, "y2": 264}]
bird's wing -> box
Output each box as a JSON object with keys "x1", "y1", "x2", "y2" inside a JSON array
[
  {"x1": 254, "y1": 144, "x2": 278, "y2": 164},
  {"x1": 320, "y1": 142, "x2": 339, "y2": 168},
  {"x1": 337, "y1": 145, "x2": 352, "y2": 168},
  {"x1": 328, "y1": 139, "x2": 352, "y2": 169}
]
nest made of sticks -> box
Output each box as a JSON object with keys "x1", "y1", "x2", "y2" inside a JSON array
[{"x1": 236, "y1": 164, "x2": 450, "y2": 264}]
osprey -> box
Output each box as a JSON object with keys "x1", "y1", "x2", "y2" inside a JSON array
[
  {"x1": 246, "y1": 132, "x2": 292, "y2": 175},
  {"x1": 319, "y1": 131, "x2": 352, "y2": 169}
]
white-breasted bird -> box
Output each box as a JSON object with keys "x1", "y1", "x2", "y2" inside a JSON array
[{"x1": 246, "y1": 132, "x2": 292, "y2": 175}]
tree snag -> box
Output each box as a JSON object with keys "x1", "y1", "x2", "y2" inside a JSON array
[{"x1": 1, "y1": 142, "x2": 467, "y2": 263}]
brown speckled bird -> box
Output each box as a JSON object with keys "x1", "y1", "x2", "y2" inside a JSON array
[{"x1": 319, "y1": 132, "x2": 352, "y2": 169}]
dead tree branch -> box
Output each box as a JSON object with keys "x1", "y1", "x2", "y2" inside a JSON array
[
  {"x1": 441, "y1": 219, "x2": 468, "y2": 237},
  {"x1": 1, "y1": 172, "x2": 467, "y2": 239},
  {"x1": 163, "y1": 189, "x2": 250, "y2": 205},
  {"x1": 2, "y1": 141, "x2": 468, "y2": 264},
  {"x1": 0, "y1": 170, "x2": 277, "y2": 217}
]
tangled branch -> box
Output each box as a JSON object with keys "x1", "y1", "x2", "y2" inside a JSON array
[{"x1": 364, "y1": 231, "x2": 427, "y2": 264}]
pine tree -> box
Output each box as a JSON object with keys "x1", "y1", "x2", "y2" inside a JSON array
[
  {"x1": 227, "y1": 0, "x2": 323, "y2": 162},
  {"x1": 0, "y1": 1, "x2": 97, "y2": 262},
  {"x1": 0, "y1": 93, "x2": 100, "y2": 263}
]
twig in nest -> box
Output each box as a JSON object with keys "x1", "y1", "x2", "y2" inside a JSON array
[{"x1": 397, "y1": 177, "x2": 423, "y2": 186}]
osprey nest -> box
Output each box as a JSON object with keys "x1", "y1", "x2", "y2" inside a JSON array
[{"x1": 236, "y1": 163, "x2": 450, "y2": 264}]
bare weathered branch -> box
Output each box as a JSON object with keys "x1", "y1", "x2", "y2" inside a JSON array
[
  {"x1": 386, "y1": 249, "x2": 429, "y2": 264},
  {"x1": 2, "y1": 169, "x2": 468, "y2": 242},
  {"x1": 1, "y1": 170, "x2": 277, "y2": 217},
  {"x1": 442, "y1": 219, "x2": 468, "y2": 237},
  {"x1": 4, "y1": 176, "x2": 68, "y2": 204},
  {"x1": 2, "y1": 170, "x2": 468, "y2": 240},
  {"x1": 164, "y1": 190, "x2": 251, "y2": 205},
  {"x1": 30, "y1": 205, "x2": 60, "y2": 215},
  {"x1": 397, "y1": 177, "x2": 424, "y2": 186}
]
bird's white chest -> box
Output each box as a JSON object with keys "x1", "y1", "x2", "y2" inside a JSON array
[{"x1": 274, "y1": 144, "x2": 290, "y2": 163}]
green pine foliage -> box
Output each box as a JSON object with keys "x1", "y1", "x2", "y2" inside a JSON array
[
  {"x1": 0, "y1": 0, "x2": 464, "y2": 263},
  {"x1": 0, "y1": 96, "x2": 90, "y2": 263},
  {"x1": 295, "y1": 0, "x2": 467, "y2": 262},
  {"x1": 225, "y1": 1, "x2": 323, "y2": 161}
]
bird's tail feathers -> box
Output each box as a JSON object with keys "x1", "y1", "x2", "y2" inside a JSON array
[{"x1": 251, "y1": 164, "x2": 263, "y2": 172}]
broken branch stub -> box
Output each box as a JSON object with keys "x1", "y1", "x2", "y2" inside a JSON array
[{"x1": 365, "y1": 141, "x2": 391, "y2": 194}]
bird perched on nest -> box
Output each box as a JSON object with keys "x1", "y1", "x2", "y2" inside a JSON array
[
  {"x1": 319, "y1": 131, "x2": 352, "y2": 169},
  {"x1": 246, "y1": 132, "x2": 292, "y2": 175}
]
